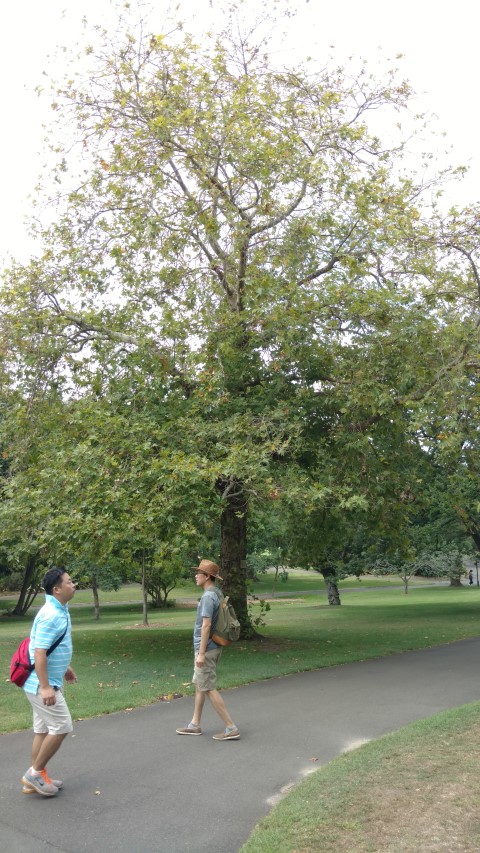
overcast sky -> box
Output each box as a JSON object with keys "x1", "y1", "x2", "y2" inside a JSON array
[{"x1": 1, "y1": 0, "x2": 478, "y2": 263}]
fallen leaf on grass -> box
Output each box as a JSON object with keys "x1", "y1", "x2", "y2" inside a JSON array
[{"x1": 158, "y1": 692, "x2": 183, "y2": 702}]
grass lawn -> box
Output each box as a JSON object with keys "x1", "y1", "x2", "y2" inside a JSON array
[
  {"x1": 240, "y1": 701, "x2": 480, "y2": 852},
  {"x1": 1, "y1": 583, "x2": 479, "y2": 734},
  {"x1": 0, "y1": 570, "x2": 442, "y2": 611},
  {"x1": 2, "y1": 577, "x2": 479, "y2": 850},
  {"x1": 251, "y1": 570, "x2": 442, "y2": 597}
]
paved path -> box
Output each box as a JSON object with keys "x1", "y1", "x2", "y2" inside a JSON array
[{"x1": 1, "y1": 637, "x2": 480, "y2": 853}]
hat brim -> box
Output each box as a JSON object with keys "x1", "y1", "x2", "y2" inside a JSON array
[{"x1": 191, "y1": 567, "x2": 223, "y2": 580}]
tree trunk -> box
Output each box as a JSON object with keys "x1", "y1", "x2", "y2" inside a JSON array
[
  {"x1": 449, "y1": 577, "x2": 462, "y2": 587},
  {"x1": 320, "y1": 566, "x2": 341, "y2": 605},
  {"x1": 469, "y1": 530, "x2": 480, "y2": 552},
  {"x1": 141, "y1": 551, "x2": 148, "y2": 626},
  {"x1": 272, "y1": 565, "x2": 280, "y2": 597},
  {"x1": 92, "y1": 575, "x2": 100, "y2": 620},
  {"x1": 10, "y1": 554, "x2": 41, "y2": 616},
  {"x1": 218, "y1": 480, "x2": 252, "y2": 636}
]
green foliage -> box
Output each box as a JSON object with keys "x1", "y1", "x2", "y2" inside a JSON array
[
  {"x1": 415, "y1": 549, "x2": 465, "y2": 582},
  {"x1": 0, "y1": 4, "x2": 478, "y2": 621},
  {"x1": 0, "y1": 570, "x2": 24, "y2": 593},
  {"x1": 372, "y1": 547, "x2": 466, "y2": 593},
  {"x1": 143, "y1": 549, "x2": 188, "y2": 608}
]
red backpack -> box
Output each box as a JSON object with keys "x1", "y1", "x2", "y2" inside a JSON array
[
  {"x1": 10, "y1": 637, "x2": 34, "y2": 687},
  {"x1": 10, "y1": 628, "x2": 67, "y2": 687}
]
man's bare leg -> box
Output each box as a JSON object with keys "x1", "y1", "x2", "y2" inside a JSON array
[
  {"x1": 31, "y1": 734, "x2": 67, "y2": 771},
  {"x1": 32, "y1": 733, "x2": 47, "y2": 767},
  {"x1": 206, "y1": 689, "x2": 235, "y2": 728},
  {"x1": 192, "y1": 688, "x2": 206, "y2": 726}
]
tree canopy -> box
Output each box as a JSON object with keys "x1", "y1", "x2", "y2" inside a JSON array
[{"x1": 1, "y1": 5, "x2": 479, "y2": 624}]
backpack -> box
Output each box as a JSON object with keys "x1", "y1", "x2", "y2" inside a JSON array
[
  {"x1": 10, "y1": 627, "x2": 68, "y2": 687},
  {"x1": 211, "y1": 591, "x2": 241, "y2": 646},
  {"x1": 10, "y1": 638, "x2": 34, "y2": 687}
]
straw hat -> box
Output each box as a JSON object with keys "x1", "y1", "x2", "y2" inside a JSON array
[{"x1": 192, "y1": 559, "x2": 223, "y2": 580}]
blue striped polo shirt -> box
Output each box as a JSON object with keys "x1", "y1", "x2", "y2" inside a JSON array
[{"x1": 23, "y1": 594, "x2": 73, "y2": 693}]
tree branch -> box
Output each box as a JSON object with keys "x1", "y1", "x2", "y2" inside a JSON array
[
  {"x1": 60, "y1": 313, "x2": 141, "y2": 347},
  {"x1": 250, "y1": 181, "x2": 308, "y2": 237}
]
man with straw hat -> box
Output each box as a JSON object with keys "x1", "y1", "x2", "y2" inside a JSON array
[{"x1": 176, "y1": 559, "x2": 240, "y2": 740}]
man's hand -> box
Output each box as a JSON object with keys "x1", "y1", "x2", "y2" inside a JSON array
[
  {"x1": 197, "y1": 615, "x2": 211, "y2": 668},
  {"x1": 64, "y1": 667, "x2": 77, "y2": 683},
  {"x1": 40, "y1": 685, "x2": 57, "y2": 706}
]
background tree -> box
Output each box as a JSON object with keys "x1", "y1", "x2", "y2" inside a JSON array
[
  {"x1": 144, "y1": 547, "x2": 188, "y2": 609},
  {"x1": 373, "y1": 548, "x2": 467, "y2": 593},
  {"x1": 68, "y1": 557, "x2": 123, "y2": 620},
  {"x1": 247, "y1": 504, "x2": 292, "y2": 595},
  {"x1": 0, "y1": 388, "x2": 62, "y2": 615}
]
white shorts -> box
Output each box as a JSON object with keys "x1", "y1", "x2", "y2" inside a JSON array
[{"x1": 26, "y1": 688, "x2": 73, "y2": 735}]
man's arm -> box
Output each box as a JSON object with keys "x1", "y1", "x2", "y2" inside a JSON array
[
  {"x1": 34, "y1": 649, "x2": 57, "y2": 706},
  {"x1": 196, "y1": 617, "x2": 212, "y2": 668}
]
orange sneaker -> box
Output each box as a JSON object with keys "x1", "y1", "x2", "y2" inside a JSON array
[{"x1": 22, "y1": 768, "x2": 63, "y2": 794}]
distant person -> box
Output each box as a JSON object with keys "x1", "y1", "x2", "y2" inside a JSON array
[
  {"x1": 22, "y1": 567, "x2": 77, "y2": 796},
  {"x1": 468, "y1": 569, "x2": 474, "y2": 585},
  {"x1": 176, "y1": 559, "x2": 240, "y2": 741}
]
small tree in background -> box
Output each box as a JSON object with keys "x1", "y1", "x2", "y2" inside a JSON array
[
  {"x1": 144, "y1": 548, "x2": 188, "y2": 609},
  {"x1": 68, "y1": 557, "x2": 123, "y2": 620}
]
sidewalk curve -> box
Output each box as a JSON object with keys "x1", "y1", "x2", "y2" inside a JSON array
[{"x1": 1, "y1": 636, "x2": 479, "y2": 853}]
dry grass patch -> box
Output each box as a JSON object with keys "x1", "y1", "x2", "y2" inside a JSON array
[{"x1": 241, "y1": 703, "x2": 480, "y2": 853}]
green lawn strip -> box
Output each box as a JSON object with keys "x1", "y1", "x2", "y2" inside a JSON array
[
  {"x1": 1, "y1": 586, "x2": 479, "y2": 734},
  {"x1": 252, "y1": 573, "x2": 441, "y2": 597},
  {"x1": 0, "y1": 582, "x2": 187, "y2": 608},
  {"x1": 239, "y1": 702, "x2": 480, "y2": 853},
  {"x1": 0, "y1": 573, "x2": 440, "y2": 611}
]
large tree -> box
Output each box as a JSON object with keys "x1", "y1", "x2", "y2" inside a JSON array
[{"x1": 1, "y1": 7, "x2": 475, "y2": 627}]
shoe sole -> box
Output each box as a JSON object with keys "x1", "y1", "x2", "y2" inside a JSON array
[
  {"x1": 212, "y1": 734, "x2": 240, "y2": 740},
  {"x1": 23, "y1": 783, "x2": 63, "y2": 794},
  {"x1": 176, "y1": 730, "x2": 202, "y2": 735},
  {"x1": 21, "y1": 776, "x2": 58, "y2": 797}
]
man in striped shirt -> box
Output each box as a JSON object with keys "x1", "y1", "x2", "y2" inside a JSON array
[{"x1": 21, "y1": 567, "x2": 77, "y2": 797}]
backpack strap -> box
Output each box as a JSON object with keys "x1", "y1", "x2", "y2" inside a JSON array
[
  {"x1": 210, "y1": 588, "x2": 223, "y2": 636},
  {"x1": 46, "y1": 625, "x2": 68, "y2": 657}
]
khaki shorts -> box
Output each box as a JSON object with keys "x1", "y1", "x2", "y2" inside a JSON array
[
  {"x1": 193, "y1": 648, "x2": 222, "y2": 692},
  {"x1": 26, "y1": 688, "x2": 73, "y2": 735}
]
